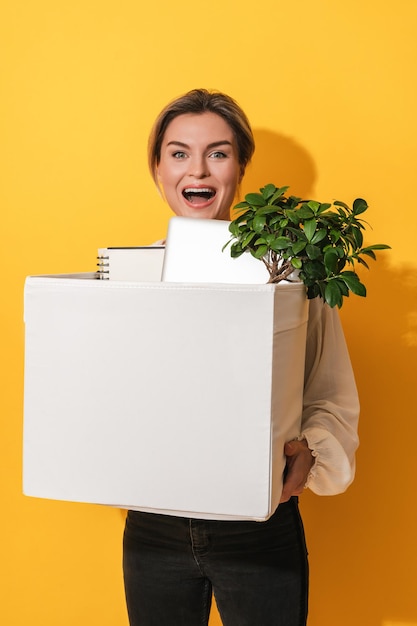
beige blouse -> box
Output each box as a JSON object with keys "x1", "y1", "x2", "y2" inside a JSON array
[{"x1": 301, "y1": 297, "x2": 359, "y2": 495}]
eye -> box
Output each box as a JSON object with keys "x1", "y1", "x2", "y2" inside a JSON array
[
  {"x1": 172, "y1": 151, "x2": 187, "y2": 159},
  {"x1": 209, "y1": 151, "x2": 227, "y2": 159}
]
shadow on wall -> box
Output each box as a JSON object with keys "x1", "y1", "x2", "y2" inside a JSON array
[
  {"x1": 239, "y1": 129, "x2": 417, "y2": 625},
  {"x1": 241, "y1": 129, "x2": 317, "y2": 200},
  {"x1": 301, "y1": 257, "x2": 417, "y2": 626}
]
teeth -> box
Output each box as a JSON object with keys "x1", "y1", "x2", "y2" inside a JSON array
[{"x1": 183, "y1": 187, "x2": 214, "y2": 194}]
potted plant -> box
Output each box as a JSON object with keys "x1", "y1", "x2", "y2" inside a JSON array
[{"x1": 224, "y1": 184, "x2": 390, "y2": 308}]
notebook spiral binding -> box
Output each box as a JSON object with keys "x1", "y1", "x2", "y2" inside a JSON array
[{"x1": 96, "y1": 253, "x2": 110, "y2": 280}]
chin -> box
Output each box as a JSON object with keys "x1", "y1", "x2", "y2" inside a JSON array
[
  {"x1": 198, "y1": 210, "x2": 230, "y2": 221},
  {"x1": 174, "y1": 204, "x2": 230, "y2": 221}
]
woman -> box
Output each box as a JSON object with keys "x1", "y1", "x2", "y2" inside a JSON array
[{"x1": 123, "y1": 89, "x2": 359, "y2": 626}]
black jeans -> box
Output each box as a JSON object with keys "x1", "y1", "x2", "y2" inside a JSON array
[{"x1": 123, "y1": 497, "x2": 308, "y2": 626}]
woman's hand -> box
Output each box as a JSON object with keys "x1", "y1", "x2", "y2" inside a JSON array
[{"x1": 280, "y1": 439, "x2": 315, "y2": 503}]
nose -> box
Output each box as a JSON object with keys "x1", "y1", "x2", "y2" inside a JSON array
[{"x1": 188, "y1": 155, "x2": 209, "y2": 179}]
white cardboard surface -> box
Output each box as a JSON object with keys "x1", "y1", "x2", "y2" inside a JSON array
[{"x1": 23, "y1": 276, "x2": 308, "y2": 521}]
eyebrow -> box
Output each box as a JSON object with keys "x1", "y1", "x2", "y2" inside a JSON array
[{"x1": 166, "y1": 140, "x2": 233, "y2": 149}]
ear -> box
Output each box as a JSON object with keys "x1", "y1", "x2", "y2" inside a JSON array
[{"x1": 155, "y1": 166, "x2": 164, "y2": 188}]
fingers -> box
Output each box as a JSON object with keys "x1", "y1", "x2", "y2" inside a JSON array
[
  {"x1": 280, "y1": 440, "x2": 315, "y2": 503},
  {"x1": 280, "y1": 470, "x2": 305, "y2": 502}
]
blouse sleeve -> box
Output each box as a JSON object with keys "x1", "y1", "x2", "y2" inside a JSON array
[{"x1": 300, "y1": 297, "x2": 360, "y2": 495}]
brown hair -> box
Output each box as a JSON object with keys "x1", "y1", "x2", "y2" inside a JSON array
[{"x1": 148, "y1": 89, "x2": 255, "y2": 183}]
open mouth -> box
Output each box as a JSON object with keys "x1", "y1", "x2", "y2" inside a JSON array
[{"x1": 182, "y1": 187, "x2": 216, "y2": 204}]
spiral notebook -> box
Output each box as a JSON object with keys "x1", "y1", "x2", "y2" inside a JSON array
[{"x1": 97, "y1": 246, "x2": 165, "y2": 281}]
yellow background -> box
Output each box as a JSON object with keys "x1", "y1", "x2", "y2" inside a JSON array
[{"x1": 1, "y1": 1, "x2": 416, "y2": 624}]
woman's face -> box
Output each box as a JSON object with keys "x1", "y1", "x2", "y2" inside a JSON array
[{"x1": 157, "y1": 112, "x2": 242, "y2": 221}]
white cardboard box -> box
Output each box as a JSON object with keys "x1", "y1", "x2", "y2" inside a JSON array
[{"x1": 23, "y1": 276, "x2": 308, "y2": 521}]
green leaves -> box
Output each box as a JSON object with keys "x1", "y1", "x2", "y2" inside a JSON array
[
  {"x1": 244, "y1": 193, "x2": 265, "y2": 206},
  {"x1": 224, "y1": 184, "x2": 390, "y2": 308},
  {"x1": 353, "y1": 198, "x2": 368, "y2": 215},
  {"x1": 304, "y1": 219, "x2": 317, "y2": 242}
]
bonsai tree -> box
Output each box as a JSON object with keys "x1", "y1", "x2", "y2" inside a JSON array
[{"x1": 224, "y1": 184, "x2": 390, "y2": 308}]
